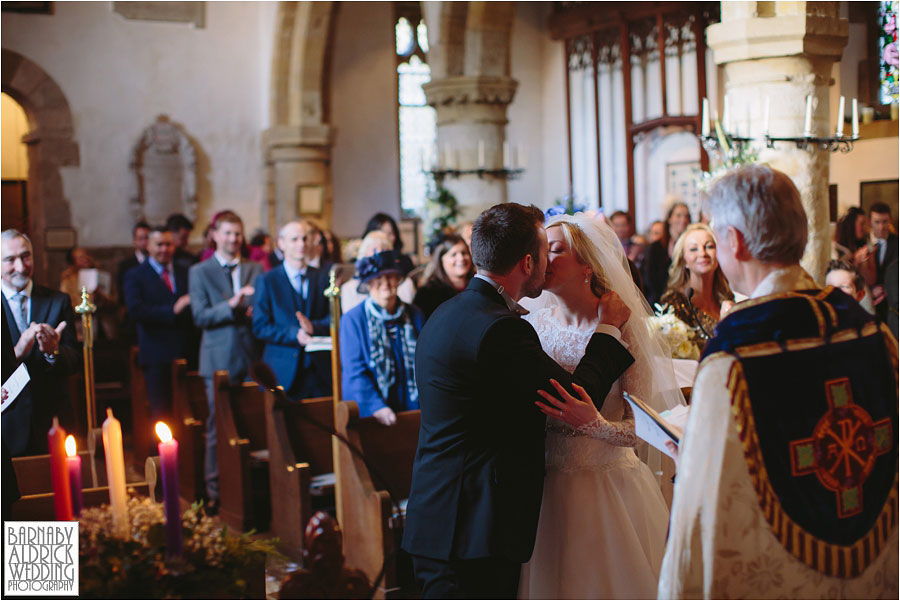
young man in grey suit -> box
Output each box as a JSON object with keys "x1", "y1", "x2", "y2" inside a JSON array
[{"x1": 189, "y1": 211, "x2": 263, "y2": 510}]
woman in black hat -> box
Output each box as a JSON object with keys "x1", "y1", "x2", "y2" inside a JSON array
[{"x1": 339, "y1": 249, "x2": 426, "y2": 425}]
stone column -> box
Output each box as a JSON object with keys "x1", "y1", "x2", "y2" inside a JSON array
[
  {"x1": 423, "y1": 75, "x2": 518, "y2": 221},
  {"x1": 706, "y1": 1, "x2": 848, "y2": 283},
  {"x1": 261, "y1": 125, "x2": 333, "y2": 235}
]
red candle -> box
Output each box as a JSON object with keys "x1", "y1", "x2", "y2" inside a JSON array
[
  {"x1": 47, "y1": 417, "x2": 73, "y2": 521},
  {"x1": 155, "y1": 421, "x2": 182, "y2": 557},
  {"x1": 65, "y1": 435, "x2": 82, "y2": 517}
]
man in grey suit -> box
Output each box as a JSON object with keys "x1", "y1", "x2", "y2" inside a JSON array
[{"x1": 189, "y1": 211, "x2": 263, "y2": 509}]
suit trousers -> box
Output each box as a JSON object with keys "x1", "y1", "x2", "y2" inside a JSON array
[
  {"x1": 203, "y1": 376, "x2": 219, "y2": 500},
  {"x1": 142, "y1": 363, "x2": 174, "y2": 421},
  {"x1": 411, "y1": 554, "x2": 520, "y2": 600}
]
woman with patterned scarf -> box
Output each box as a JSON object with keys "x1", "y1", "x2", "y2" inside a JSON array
[{"x1": 339, "y1": 249, "x2": 425, "y2": 425}]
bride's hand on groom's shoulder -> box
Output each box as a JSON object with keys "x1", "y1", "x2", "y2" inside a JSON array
[
  {"x1": 536, "y1": 379, "x2": 601, "y2": 428},
  {"x1": 597, "y1": 291, "x2": 631, "y2": 329}
]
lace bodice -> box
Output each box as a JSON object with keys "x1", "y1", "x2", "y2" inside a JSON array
[{"x1": 527, "y1": 307, "x2": 639, "y2": 473}]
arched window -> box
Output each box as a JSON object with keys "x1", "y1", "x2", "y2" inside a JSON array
[{"x1": 396, "y1": 7, "x2": 436, "y2": 216}]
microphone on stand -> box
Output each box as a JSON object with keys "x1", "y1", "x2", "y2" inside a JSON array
[{"x1": 685, "y1": 287, "x2": 712, "y2": 339}]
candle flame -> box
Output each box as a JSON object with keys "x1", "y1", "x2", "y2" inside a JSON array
[
  {"x1": 65, "y1": 435, "x2": 76, "y2": 457},
  {"x1": 155, "y1": 421, "x2": 173, "y2": 443}
]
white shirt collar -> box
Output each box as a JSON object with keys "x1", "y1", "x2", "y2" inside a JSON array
[
  {"x1": 1, "y1": 279, "x2": 33, "y2": 302},
  {"x1": 750, "y1": 265, "x2": 818, "y2": 299},
  {"x1": 213, "y1": 252, "x2": 240, "y2": 268},
  {"x1": 474, "y1": 274, "x2": 529, "y2": 315},
  {"x1": 282, "y1": 261, "x2": 307, "y2": 281}
]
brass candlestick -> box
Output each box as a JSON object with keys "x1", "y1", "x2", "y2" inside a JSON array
[
  {"x1": 74, "y1": 287, "x2": 97, "y2": 432},
  {"x1": 324, "y1": 265, "x2": 344, "y2": 526}
]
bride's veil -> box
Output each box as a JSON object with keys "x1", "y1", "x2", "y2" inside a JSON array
[{"x1": 522, "y1": 212, "x2": 686, "y2": 414}]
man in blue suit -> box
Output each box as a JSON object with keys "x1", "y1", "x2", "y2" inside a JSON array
[
  {"x1": 124, "y1": 225, "x2": 193, "y2": 420},
  {"x1": 253, "y1": 219, "x2": 332, "y2": 399}
]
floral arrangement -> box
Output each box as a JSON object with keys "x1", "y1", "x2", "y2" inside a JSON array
[
  {"x1": 424, "y1": 186, "x2": 460, "y2": 248},
  {"x1": 648, "y1": 304, "x2": 702, "y2": 360},
  {"x1": 696, "y1": 119, "x2": 760, "y2": 192},
  {"x1": 545, "y1": 193, "x2": 587, "y2": 218},
  {"x1": 78, "y1": 496, "x2": 279, "y2": 599}
]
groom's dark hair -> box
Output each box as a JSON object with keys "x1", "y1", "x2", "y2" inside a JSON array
[{"x1": 471, "y1": 203, "x2": 545, "y2": 275}]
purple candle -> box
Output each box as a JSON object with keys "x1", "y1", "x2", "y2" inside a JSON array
[
  {"x1": 65, "y1": 436, "x2": 82, "y2": 516},
  {"x1": 155, "y1": 421, "x2": 183, "y2": 558}
]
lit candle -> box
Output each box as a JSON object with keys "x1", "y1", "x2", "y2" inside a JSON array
[
  {"x1": 477, "y1": 140, "x2": 485, "y2": 169},
  {"x1": 48, "y1": 418, "x2": 73, "y2": 521},
  {"x1": 701, "y1": 98, "x2": 710, "y2": 136},
  {"x1": 102, "y1": 408, "x2": 129, "y2": 537},
  {"x1": 836, "y1": 95, "x2": 845, "y2": 137},
  {"x1": 852, "y1": 98, "x2": 859, "y2": 137},
  {"x1": 502, "y1": 141, "x2": 510, "y2": 169},
  {"x1": 156, "y1": 421, "x2": 183, "y2": 558},
  {"x1": 763, "y1": 96, "x2": 770, "y2": 135},
  {"x1": 803, "y1": 95, "x2": 813, "y2": 136},
  {"x1": 65, "y1": 435, "x2": 82, "y2": 517}
]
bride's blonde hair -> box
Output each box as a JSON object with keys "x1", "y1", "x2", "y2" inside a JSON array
[{"x1": 547, "y1": 221, "x2": 611, "y2": 299}]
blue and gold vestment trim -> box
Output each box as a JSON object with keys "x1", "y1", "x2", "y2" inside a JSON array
[{"x1": 700, "y1": 287, "x2": 899, "y2": 578}]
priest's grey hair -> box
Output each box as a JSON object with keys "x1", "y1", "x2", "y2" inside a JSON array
[
  {"x1": 1, "y1": 229, "x2": 32, "y2": 250},
  {"x1": 704, "y1": 164, "x2": 807, "y2": 264}
]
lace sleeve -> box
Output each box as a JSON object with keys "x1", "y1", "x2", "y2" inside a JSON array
[{"x1": 574, "y1": 402, "x2": 638, "y2": 447}]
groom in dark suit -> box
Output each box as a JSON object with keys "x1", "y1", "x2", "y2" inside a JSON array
[{"x1": 403, "y1": 203, "x2": 635, "y2": 598}]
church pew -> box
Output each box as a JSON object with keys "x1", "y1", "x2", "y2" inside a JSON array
[
  {"x1": 335, "y1": 401, "x2": 420, "y2": 598},
  {"x1": 214, "y1": 371, "x2": 272, "y2": 533},
  {"x1": 265, "y1": 394, "x2": 335, "y2": 559},
  {"x1": 171, "y1": 359, "x2": 208, "y2": 504},
  {"x1": 12, "y1": 450, "x2": 105, "y2": 496},
  {"x1": 11, "y1": 484, "x2": 150, "y2": 521},
  {"x1": 129, "y1": 346, "x2": 152, "y2": 471}
]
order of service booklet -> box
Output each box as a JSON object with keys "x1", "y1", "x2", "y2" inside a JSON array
[{"x1": 623, "y1": 391, "x2": 688, "y2": 459}]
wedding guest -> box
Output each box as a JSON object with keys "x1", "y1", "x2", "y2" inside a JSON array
[
  {"x1": 659, "y1": 165, "x2": 898, "y2": 599},
  {"x1": 166, "y1": 213, "x2": 197, "y2": 267},
  {"x1": 833, "y1": 207, "x2": 876, "y2": 289},
  {"x1": 248, "y1": 230, "x2": 274, "y2": 271},
  {"x1": 318, "y1": 230, "x2": 343, "y2": 265},
  {"x1": 642, "y1": 201, "x2": 692, "y2": 306},
  {"x1": 609, "y1": 210, "x2": 635, "y2": 255},
  {"x1": 412, "y1": 234, "x2": 474, "y2": 319},
  {"x1": 647, "y1": 220, "x2": 665, "y2": 244},
  {"x1": 116, "y1": 221, "x2": 150, "y2": 301},
  {"x1": 340, "y1": 250, "x2": 424, "y2": 425},
  {"x1": 341, "y1": 231, "x2": 415, "y2": 313},
  {"x1": 825, "y1": 259, "x2": 867, "y2": 305},
  {"x1": 869, "y1": 202, "x2": 898, "y2": 322},
  {"x1": 363, "y1": 212, "x2": 415, "y2": 273},
  {"x1": 60, "y1": 247, "x2": 117, "y2": 340},
  {"x1": 659, "y1": 223, "x2": 733, "y2": 344}
]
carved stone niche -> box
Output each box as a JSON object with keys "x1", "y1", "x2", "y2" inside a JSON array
[{"x1": 129, "y1": 115, "x2": 197, "y2": 224}]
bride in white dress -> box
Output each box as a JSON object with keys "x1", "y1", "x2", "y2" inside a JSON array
[{"x1": 518, "y1": 213, "x2": 684, "y2": 599}]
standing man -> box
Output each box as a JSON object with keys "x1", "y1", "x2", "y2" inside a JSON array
[
  {"x1": 124, "y1": 226, "x2": 193, "y2": 421},
  {"x1": 253, "y1": 220, "x2": 332, "y2": 399},
  {"x1": 189, "y1": 211, "x2": 262, "y2": 510},
  {"x1": 166, "y1": 213, "x2": 198, "y2": 268},
  {"x1": 116, "y1": 221, "x2": 150, "y2": 299},
  {"x1": 1, "y1": 230, "x2": 80, "y2": 455},
  {"x1": 869, "y1": 202, "x2": 898, "y2": 322},
  {"x1": 659, "y1": 166, "x2": 898, "y2": 598},
  {"x1": 402, "y1": 203, "x2": 634, "y2": 598}
]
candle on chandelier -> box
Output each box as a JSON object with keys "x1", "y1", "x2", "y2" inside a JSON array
[
  {"x1": 48, "y1": 418, "x2": 73, "y2": 521},
  {"x1": 836, "y1": 95, "x2": 845, "y2": 137},
  {"x1": 852, "y1": 98, "x2": 859, "y2": 137},
  {"x1": 102, "y1": 408, "x2": 129, "y2": 537},
  {"x1": 156, "y1": 421, "x2": 183, "y2": 558},
  {"x1": 477, "y1": 140, "x2": 485, "y2": 169},
  {"x1": 803, "y1": 95, "x2": 813, "y2": 136},
  {"x1": 763, "y1": 96, "x2": 770, "y2": 135},
  {"x1": 65, "y1": 435, "x2": 82, "y2": 517},
  {"x1": 701, "y1": 98, "x2": 710, "y2": 136}
]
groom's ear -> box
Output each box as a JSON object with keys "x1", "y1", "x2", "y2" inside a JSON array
[{"x1": 521, "y1": 253, "x2": 534, "y2": 275}]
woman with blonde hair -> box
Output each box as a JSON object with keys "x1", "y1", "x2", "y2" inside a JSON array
[
  {"x1": 518, "y1": 213, "x2": 684, "y2": 599},
  {"x1": 660, "y1": 223, "x2": 734, "y2": 343}
]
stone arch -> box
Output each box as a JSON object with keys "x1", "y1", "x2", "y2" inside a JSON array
[{"x1": 1, "y1": 49, "x2": 79, "y2": 283}]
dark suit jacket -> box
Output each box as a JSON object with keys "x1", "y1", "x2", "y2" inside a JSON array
[
  {"x1": 1, "y1": 284, "x2": 80, "y2": 454},
  {"x1": 875, "y1": 233, "x2": 899, "y2": 286},
  {"x1": 189, "y1": 258, "x2": 264, "y2": 380},
  {"x1": 116, "y1": 254, "x2": 142, "y2": 303},
  {"x1": 252, "y1": 263, "x2": 331, "y2": 392},
  {"x1": 402, "y1": 278, "x2": 634, "y2": 563},
  {"x1": 640, "y1": 240, "x2": 670, "y2": 307},
  {"x1": 2, "y1": 312, "x2": 22, "y2": 511},
  {"x1": 124, "y1": 260, "x2": 192, "y2": 365}
]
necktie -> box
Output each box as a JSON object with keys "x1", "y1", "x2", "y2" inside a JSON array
[
  {"x1": 224, "y1": 263, "x2": 237, "y2": 292},
  {"x1": 13, "y1": 293, "x2": 28, "y2": 334},
  {"x1": 878, "y1": 240, "x2": 886, "y2": 266},
  {"x1": 296, "y1": 272, "x2": 307, "y2": 313},
  {"x1": 161, "y1": 269, "x2": 174, "y2": 293}
]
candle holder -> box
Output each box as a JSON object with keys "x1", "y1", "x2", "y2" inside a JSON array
[
  {"x1": 763, "y1": 134, "x2": 857, "y2": 153},
  {"x1": 425, "y1": 167, "x2": 525, "y2": 183},
  {"x1": 75, "y1": 287, "x2": 98, "y2": 432}
]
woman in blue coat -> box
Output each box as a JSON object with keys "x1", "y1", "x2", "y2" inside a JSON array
[{"x1": 340, "y1": 250, "x2": 425, "y2": 425}]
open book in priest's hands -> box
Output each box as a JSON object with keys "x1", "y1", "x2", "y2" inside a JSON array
[{"x1": 623, "y1": 391, "x2": 689, "y2": 459}]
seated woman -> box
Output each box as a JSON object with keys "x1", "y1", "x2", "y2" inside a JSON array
[
  {"x1": 660, "y1": 223, "x2": 734, "y2": 346},
  {"x1": 339, "y1": 250, "x2": 425, "y2": 425},
  {"x1": 342, "y1": 231, "x2": 416, "y2": 312},
  {"x1": 413, "y1": 234, "x2": 474, "y2": 319}
]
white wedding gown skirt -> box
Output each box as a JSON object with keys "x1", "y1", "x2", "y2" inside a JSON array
[{"x1": 519, "y1": 307, "x2": 670, "y2": 599}]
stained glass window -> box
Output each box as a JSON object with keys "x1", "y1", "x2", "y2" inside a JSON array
[
  {"x1": 397, "y1": 18, "x2": 436, "y2": 216},
  {"x1": 879, "y1": 1, "x2": 898, "y2": 105}
]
